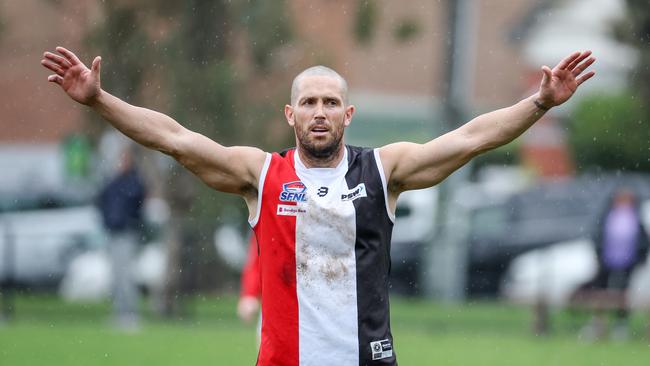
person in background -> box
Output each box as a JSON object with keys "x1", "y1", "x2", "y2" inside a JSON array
[
  {"x1": 97, "y1": 143, "x2": 147, "y2": 331},
  {"x1": 237, "y1": 234, "x2": 263, "y2": 345},
  {"x1": 581, "y1": 188, "x2": 649, "y2": 340}
]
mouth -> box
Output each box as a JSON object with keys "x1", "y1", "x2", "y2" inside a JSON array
[{"x1": 310, "y1": 125, "x2": 330, "y2": 136}]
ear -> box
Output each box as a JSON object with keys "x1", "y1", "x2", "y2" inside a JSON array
[
  {"x1": 343, "y1": 105, "x2": 355, "y2": 127},
  {"x1": 284, "y1": 104, "x2": 295, "y2": 127}
]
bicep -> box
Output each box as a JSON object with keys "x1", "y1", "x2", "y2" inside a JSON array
[
  {"x1": 171, "y1": 129, "x2": 267, "y2": 195},
  {"x1": 381, "y1": 128, "x2": 478, "y2": 193}
]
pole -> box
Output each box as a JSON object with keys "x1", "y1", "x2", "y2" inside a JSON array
[{"x1": 425, "y1": 0, "x2": 478, "y2": 301}]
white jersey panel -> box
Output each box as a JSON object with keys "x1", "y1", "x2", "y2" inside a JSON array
[{"x1": 294, "y1": 150, "x2": 359, "y2": 366}]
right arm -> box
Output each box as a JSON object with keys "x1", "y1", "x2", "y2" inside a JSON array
[
  {"x1": 41, "y1": 47, "x2": 266, "y2": 204},
  {"x1": 90, "y1": 90, "x2": 266, "y2": 197}
]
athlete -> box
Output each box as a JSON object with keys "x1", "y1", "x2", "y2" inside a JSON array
[{"x1": 41, "y1": 46, "x2": 595, "y2": 365}]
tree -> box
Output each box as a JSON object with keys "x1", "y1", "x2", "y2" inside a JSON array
[
  {"x1": 569, "y1": 0, "x2": 650, "y2": 173},
  {"x1": 86, "y1": 0, "x2": 293, "y2": 315},
  {"x1": 569, "y1": 92, "x2": 650, "y2": 173},
  {"x1": 618, "y1": 0, "x2": 650, "y2": 101}
]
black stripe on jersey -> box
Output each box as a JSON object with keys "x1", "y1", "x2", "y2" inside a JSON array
[{"x1": 345, "y1": 146, "x2": 397, "y2": 366}]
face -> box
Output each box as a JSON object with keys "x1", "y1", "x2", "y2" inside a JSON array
[
  {"x1": 614, "y1": 190, "x2": 635, "y2": 207},
  {"x1": 284, "y1": 75, "x2": 354, "y2": 159}
]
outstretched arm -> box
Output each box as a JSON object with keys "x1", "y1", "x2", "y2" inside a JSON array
[
  {"x1": 41, "y1": 47, "x2": 266, "y2": 207},
  {"x1": 379, "y1": 50, "x2": 596, "y2": 208}
]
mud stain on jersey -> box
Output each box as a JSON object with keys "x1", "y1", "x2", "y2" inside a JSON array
[
  {"x1": 295, "y1": 191, "x2": 356, "y2": 294},
  {"x1": 320, "y1": 259, "x2": 348, "y2": 284},
  {"x1": 281, "y1": 262, "x2": 295, "y2": 287}
]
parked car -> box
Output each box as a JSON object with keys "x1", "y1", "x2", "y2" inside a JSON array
[
  {"x1": 465, "y1": 173, "x2": 650, "y2": 298},
  {"x1": 389, "y1": 187, "x2": 438, "y2": 296},
  {"x1": 0, "y1": 203, "x2": 105, "y2": 288},
  {"x1": 503, "y1": 235, "x2": 650, "y2": 308}
]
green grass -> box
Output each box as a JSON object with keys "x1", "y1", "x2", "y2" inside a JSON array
[{"x1": 1, "y1": 294, "x2": 649, "y2": 365}]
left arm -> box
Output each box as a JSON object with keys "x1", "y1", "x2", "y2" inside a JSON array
[{"x1": 379, "y1": 50, "x2": 596, "y2": 206}]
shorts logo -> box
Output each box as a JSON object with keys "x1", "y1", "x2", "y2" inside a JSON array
[
  {"x1": 341, "y1": 183, "x2": 367, "y2": 201},
  {"x1": 280, "y1": 181, "x2": 308, "y2": 202},
  {"x1": 370, "y1": 339, "x2": 393, "y2": 360}
]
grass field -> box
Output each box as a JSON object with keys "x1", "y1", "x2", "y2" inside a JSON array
[{"x1": 1, "y1": 293, "x2": 649, "y2": 365}]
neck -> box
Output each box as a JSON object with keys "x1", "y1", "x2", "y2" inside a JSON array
[{"x1": 297, "y1": 144, "x2": 345, "y2": 168}]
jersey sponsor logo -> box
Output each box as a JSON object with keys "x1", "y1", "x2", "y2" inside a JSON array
[
  {"x1": 341, "y1": 183, "x2": 367, "y2": 202},
  {"x1": 279, "y1": 181, "x2": 308, "y2": 202},
  {"x1": 370, "y1": 339, "x2": 393, "y2": 360},
  {"x1": 277, "y1": 204, "x2": 306, "y2": 216},
  {"x1": 317, "y1": 186, "x2": 329, "y2": 197}
]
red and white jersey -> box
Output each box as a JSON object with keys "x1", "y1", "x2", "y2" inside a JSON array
[{"x1": 250, "y1": 146, "x2": 397, "y2": 366}]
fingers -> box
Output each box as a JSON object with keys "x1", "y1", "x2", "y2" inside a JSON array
[
  {"x1": 572, "y1": 56, "x2": 596, "y2": 77},
  {"x1": 566, "y1": 50, "x2": 592, "y2": 71},
  {"x1": 55, "y1": 46, "x2": 82, "y2": 66},
  {"x1": 576, "y1": 70, "x2": 596, "y2": 86},
  {"x1": 44, "y1": 51, "x2": 72, "y2": 69},
  {"x1": 41, "y1": 59, "x2": 66, "y2": 76},
  {"x1": 555, "y1": 51, "x2": 581, "y2": 71},
  {"x1": 91, "y1": 56, "x2": 101, "y2": 75},
  {"x1": 48, "y1": 74, "x2": 63, "y2": 85},
  {"x1": 541, "y1": 65, "x2": 552, "y2": 87}
]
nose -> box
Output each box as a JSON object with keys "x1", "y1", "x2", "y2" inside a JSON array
[{"x1": 314, "y1": 101, "x2": 326, "y2": 119}]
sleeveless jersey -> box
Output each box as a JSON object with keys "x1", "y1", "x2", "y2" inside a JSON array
[{"x1": 250, "y1": 146, "x2": 397, "y2": 366}]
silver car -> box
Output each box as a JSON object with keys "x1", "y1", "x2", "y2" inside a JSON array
[{"x1": 0, "y1": 204, "x2": 104, "y2": 287}]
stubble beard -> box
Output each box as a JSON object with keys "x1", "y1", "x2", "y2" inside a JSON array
[{"x1": 298, "y1": 128, "x2": 344, "y2": 161}]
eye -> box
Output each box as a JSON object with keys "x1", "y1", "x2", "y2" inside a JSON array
[
  {"x1": 302, "y1": 98, "x2": 315, "y2": 106},
  {"x1": 326, "y1": 99, "x2": 339, "y2": 106}
]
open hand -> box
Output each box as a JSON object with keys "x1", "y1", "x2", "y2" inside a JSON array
[
  {"x1": 41, "y1": 47, "x2": 102, "y2": 106},
  {"x1": 237, "y1": 296, "x2": 260, "y2": 324},
  {"x1": 537, "y1": 50, "x2": 595, "y2": 108}
]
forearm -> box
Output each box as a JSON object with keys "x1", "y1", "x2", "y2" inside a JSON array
[
  {"x1": 383, "y1": 51, "x2": 594, "y2": 195},
  {"x1": 464, "y1": 93, "x2": 547, "y2": 154},
  {"x1": 89, "y1": 89, "x2": 185, "y2": 155}
]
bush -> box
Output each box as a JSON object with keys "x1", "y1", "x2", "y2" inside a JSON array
[{"x1": 569, "y1": 92, "x2": 650, "y2": 172}]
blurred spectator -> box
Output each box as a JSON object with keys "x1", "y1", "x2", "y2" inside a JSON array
[
  {"x1": 97, "y1": 142, "x2": 146, "y2": 331},
  {"x1": 580, "y1": 188, "x2": 649, "y2": 340},
  {"x1": 237, "y1": 234, "x2": 262, "y2": 345}
]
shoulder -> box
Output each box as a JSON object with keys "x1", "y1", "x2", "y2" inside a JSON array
[
  {"x1": 272, "y1": 148, "x2": 296, "y2": 166},
  {"x1": 345, "y1": 145, "x2": 385, "y2": 181},
  {"x1": 261, "y1": 148, "x2": 297, "y2": 177},
  {"x1": 374, "y1": 142, "x2": 411, "y2": 174},
  {"x1": 345, "y1": 145, "x2": 374, "y2": 164},
  {"x1": 278, "y1": 147, "x2": 295, "y2": 158}
]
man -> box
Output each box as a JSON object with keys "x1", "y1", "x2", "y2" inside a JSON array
[
  {"x1": 96, "y1": 141, "x2": 146, "y2": 331},
  {"x1": 580, "y1": 188, "x2": 649, "y2": 340},
  {"x1": 41, "y1": 46, "x2": 595, "y2": 365}
]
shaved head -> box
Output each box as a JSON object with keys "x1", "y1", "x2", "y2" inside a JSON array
[{"x1": 291, "y1": 65, "x2": 349, "y2": 106}]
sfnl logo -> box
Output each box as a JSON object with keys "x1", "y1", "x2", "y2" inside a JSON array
[{"x1": 279, "y1": 181, "x2": 308, "y2": 202}]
